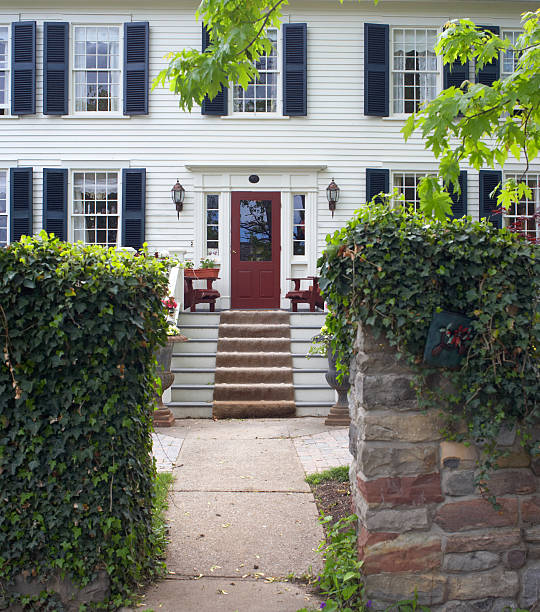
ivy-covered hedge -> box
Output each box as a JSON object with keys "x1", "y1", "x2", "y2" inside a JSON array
[
  {"x1": 0, "y1": 234, "x2": 169, "y2": 609},
  {"x1": 319, "y1": 203, "x2": 539, "y2": 454}
]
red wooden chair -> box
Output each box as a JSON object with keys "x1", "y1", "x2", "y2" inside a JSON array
[
  {"x1": 184, "y1": 277, "x2": 220, "y2": 312},
  {"x1": 285, "y1": 276, "x2": 324, "y2": 312}
]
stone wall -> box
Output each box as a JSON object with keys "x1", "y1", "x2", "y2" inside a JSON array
[{"x1": 349, "y1": 324, "x2": 540, "y2": 611}]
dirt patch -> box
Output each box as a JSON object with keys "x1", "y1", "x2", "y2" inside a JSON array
[{"x1": 310, "y1": 479, "x2": 353, "y2": 528}]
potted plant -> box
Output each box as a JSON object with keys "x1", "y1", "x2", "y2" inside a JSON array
[
  {"x1": 183, "y1": 256, "x2": 220, "y2": 279},
  {"x1": 153, "y1": 310, "x2": 187, "y2": 427},
  {"x1": 310, "y1": 324, "x2": 350, "y2": 426}
]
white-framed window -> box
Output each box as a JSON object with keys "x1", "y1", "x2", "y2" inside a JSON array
[
  {"x1": 72, "y1": 171, "x2": 120, "y2": 246},
  {"x1": 73, "y1": 25, "x2": 121, "y2": 113},
  {"x1": 501, "y1": 30, "x2": 521, "y2": 79},
  {"x1": 392, "y1": 28, "x2": 438, "y2": 114},
  {"x1": 504, "y1": 173, "x2": 540, "y2": 242},
  {"x1": 205, "y1": 194, "x2": 219, "y2": 255},
  {"x1": 0, "y1": 170, "x2": 7, "y2": 247},
  {"x1": 393, "y1": 172, "x2": 431, "y2": 211},
  {"x1": 233, "y1": 28, "x2": 279, "y2": 114},
  {"x1": 293, "y1": 194, "x2": 306, "y2": 256},
  {"x1": 0, "y1": 26, "x2": 9, "y2": 116}
]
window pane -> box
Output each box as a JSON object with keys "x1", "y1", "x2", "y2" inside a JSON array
[
  {"x1": 504, "y1": 172, "x2": 540, "y2": 241},
  {"x1": 205, "y1": 195, "x2": 219, "y2": 256},
  {"x1": 393, "y1": 172, "x2": 429, "y2": 211},
  {"x1": 239, "y1": 199, "x2": 272, "y2": 261},
  {"x1": 0, "y1": 170, "x2": 6, "y2": 246},
  {"x1": 73, "y1": 171, "x2": 119, "y2": 247},
  {"x1": 392, "y1": 28, "x2": 438, "y2": 114},
  {"x1": 292, "y1": 195, "x2": 306, "y2": 256},
  {"x1": 234, "y1": 27, "x2": 278, "y2": 114},
  {"x1": 74, "y1": 26, "x2": 120, "y2": 113}
]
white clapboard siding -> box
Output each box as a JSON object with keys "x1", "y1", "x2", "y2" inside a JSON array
[{"x1": 0, "y1": 0, "x2": 536, "y2": 262}]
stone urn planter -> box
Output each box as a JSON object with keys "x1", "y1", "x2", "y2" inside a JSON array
[
  {"x1": 154, "y1": 335, "x2": 187, "y2": 427},
  {"x1": 324, "y1": 348, "x2": 351, "y2": 426},
  {"x1": 184, "y1": 268, "x2": 219, "y2": 280}
]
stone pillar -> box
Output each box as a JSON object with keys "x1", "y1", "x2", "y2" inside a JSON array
[{"x1": 349, "y1": 323, "x2": 540, "y2": 611}]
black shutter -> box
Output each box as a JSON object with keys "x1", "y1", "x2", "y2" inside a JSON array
[
  {"x1": 283, "y1": 23, "x2": 307, "y2": 116},
  {"x1": 479, "y1": 170, "x2": 502, "y2": 228},
  {"x1": 449, "y1": 171, "x2": 468, "y2": 218},
  {"x1": 201, "y1": 25, "x2": 228, "y2": 115},
  {"x1": 44, "y1": 22, "x2": 69, "y2": 115},
  {"x1": 122, "y1": 169, "x2": 146, "y2": 249},
  {"x1": 10, "y1": 168, "x2": 33, "y2": 242},
  {"x1": 43, "y1": 169, "x2": 68, "y2": 240},
  {"x1": 444, "y1": 60, "x2": 469, "y2": 90},
  {"x1": 11, "y1": 21, "x2": 36, "y2": 115},
  {"x1": 124, "y1": 22, "x2": 149, "y2": 115},
  {"x1": 364, "y1": 23, "x2": 389, "y2": 117},
  {"x1": 478, "y1": 26, "x2": 500, "y2": 86},
  {"x1": 366, "y1": 168, "x2": 389, "y2": 202}
]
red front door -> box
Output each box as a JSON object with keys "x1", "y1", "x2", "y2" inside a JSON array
[{"x1": 231, "y1": 192, "x2": 281, "y2": 309}]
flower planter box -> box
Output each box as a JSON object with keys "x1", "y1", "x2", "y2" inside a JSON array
[{"x1": 184, "y1": 268, "x2": 219, "y2": 280}]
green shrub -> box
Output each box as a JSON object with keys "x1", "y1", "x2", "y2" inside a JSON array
[
  {"x1": 319, "y1": 203, "x2": 539, "y2": 462},
  {"x1": 0, "y1": 233, "x2": 170, "y2": 608}
]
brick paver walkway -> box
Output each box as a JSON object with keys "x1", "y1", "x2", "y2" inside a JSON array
[
  {"x1": 292, "y1": 428, "x2": 351, "y2": 474},
  {"x1": 152, "y1": 423, "x2": 352, "y2": 475}
]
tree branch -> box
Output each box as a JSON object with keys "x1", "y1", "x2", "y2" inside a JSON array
[{"x1": 233, "y1": 0, "x2": 285, "y2": 57}]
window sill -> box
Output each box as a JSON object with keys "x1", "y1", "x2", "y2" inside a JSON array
[
  {"x1": 61, "y1": 113, "x2": 131, "y2": 120},
  {"x1": 381, "y1": 114, "x2": 413, "y2": 121},
  {"x1": 220, "y1": 114, "x2": 290, "y2": 120},
  {"x1": 0, "y1": 115, "x2": 20, "y2": 120}
]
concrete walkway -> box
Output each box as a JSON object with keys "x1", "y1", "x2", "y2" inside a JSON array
[{"x1": 136, "y1": 418, "x2": 351, "y2": 612}]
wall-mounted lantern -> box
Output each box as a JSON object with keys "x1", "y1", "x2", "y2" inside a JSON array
[
  {"x1": 326, "y1": 178, "x2": 340, "y2": 218},
  {"x1": 171, "y1": 179, "x2": 185, "y2": 219}
]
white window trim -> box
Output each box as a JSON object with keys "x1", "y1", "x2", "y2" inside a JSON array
[
  {"x1": 229, "y1": 27, "x2": 283, "y2": 118},
  {"x1": 203, "y1": 193, "x2": 220, "y2": 259},
  {"x1": 390, "y1": 26, "x2": 442, "y2": 118},
  {"x1": 0, "y1": 24, "x2": 10, "y2": 118},
  {"x1": 70, "y1": 23, "x2": 124, "y2": 117},
  {"x1": 391, "y1": 170, "x2": 434, "y2": 211},
  {"x1": 0, "y1": 168, "x2": 9, "y2": 246},
  {"x1": 68, "y1": 168, "x2": 122, "y2": 246},
  {"x1": 503, "y1": 172, "x2": 540, "y2": 241},
  {"x1": 291, "y1": 193, "x2": 308, "y2": 262},
  {"x1": 501, "y1": 29, "x2": 522, "y2": 79}
]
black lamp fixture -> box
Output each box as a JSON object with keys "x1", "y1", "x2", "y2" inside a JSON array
[
  {"x1": 326, "y1": 178, "x2": 340, "y2": 218},
  {"x1": 171, "y1": 179, "x2": 185, "y2": 219}
]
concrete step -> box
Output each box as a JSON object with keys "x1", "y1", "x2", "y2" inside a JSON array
[
  {"x1": 290, "y1": 338, "x2": 316, "y2": 355},
  {"x1": 216, "y1": 352, "x2": 292, "y2": 368},
  {"x1": 179, "y1": 324, "x2": 219, "y2": 339},
  {"x1": 293, "y1": 385, "x2": 335, "y2": 403},
  {"x1": 213, "y1": 383, "x2": 294, "y2": 402},
  {"x1": 183, "y1": 338, "x2": 218, "y2": 353},
  {"x1": 296, "y1": 404, "x2": 333, "y2": 417},
  {"x1": 169, "y1": 402, "x2": 213, "y2": 419},
  {"x1": 292, "y1": 368, "x2": 328, "y2": 385},
  {"x1": 221, "y1": 310, "x2": 289, "y2": 324},
  {"x1": 215, "y1": 367, "x2": 292, "y2": 384},
  {"x1": 213, "y1": 400, "x2": 296, "y2": 419},
  {"x1": 292, "y1": 354, "x2": 326, "y2": 369},
  {"x1": 218, "y1": 323, "x2": 290, "y2": 339},
  {"x1": 172, "y1": 368, "x2": 215, "y2": 385},
  {"x1": 172, "y1": 353, "x2": 217, "y2": 369},
  {"x1": 171, "y1": 384, "x2": 214, "y2": 403},
  {"x1": 289, "y1": 325, "x2": 324, "y2": 341},
  {"x1": 290, "y1": 312, "x2": 326, "y2": 327},
  {"x1": 217, "y1": 337, "x2": 290, "y2": 353},
  {"x1": 178, "y1": 312, "x2": 221, "y2": 327}
]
